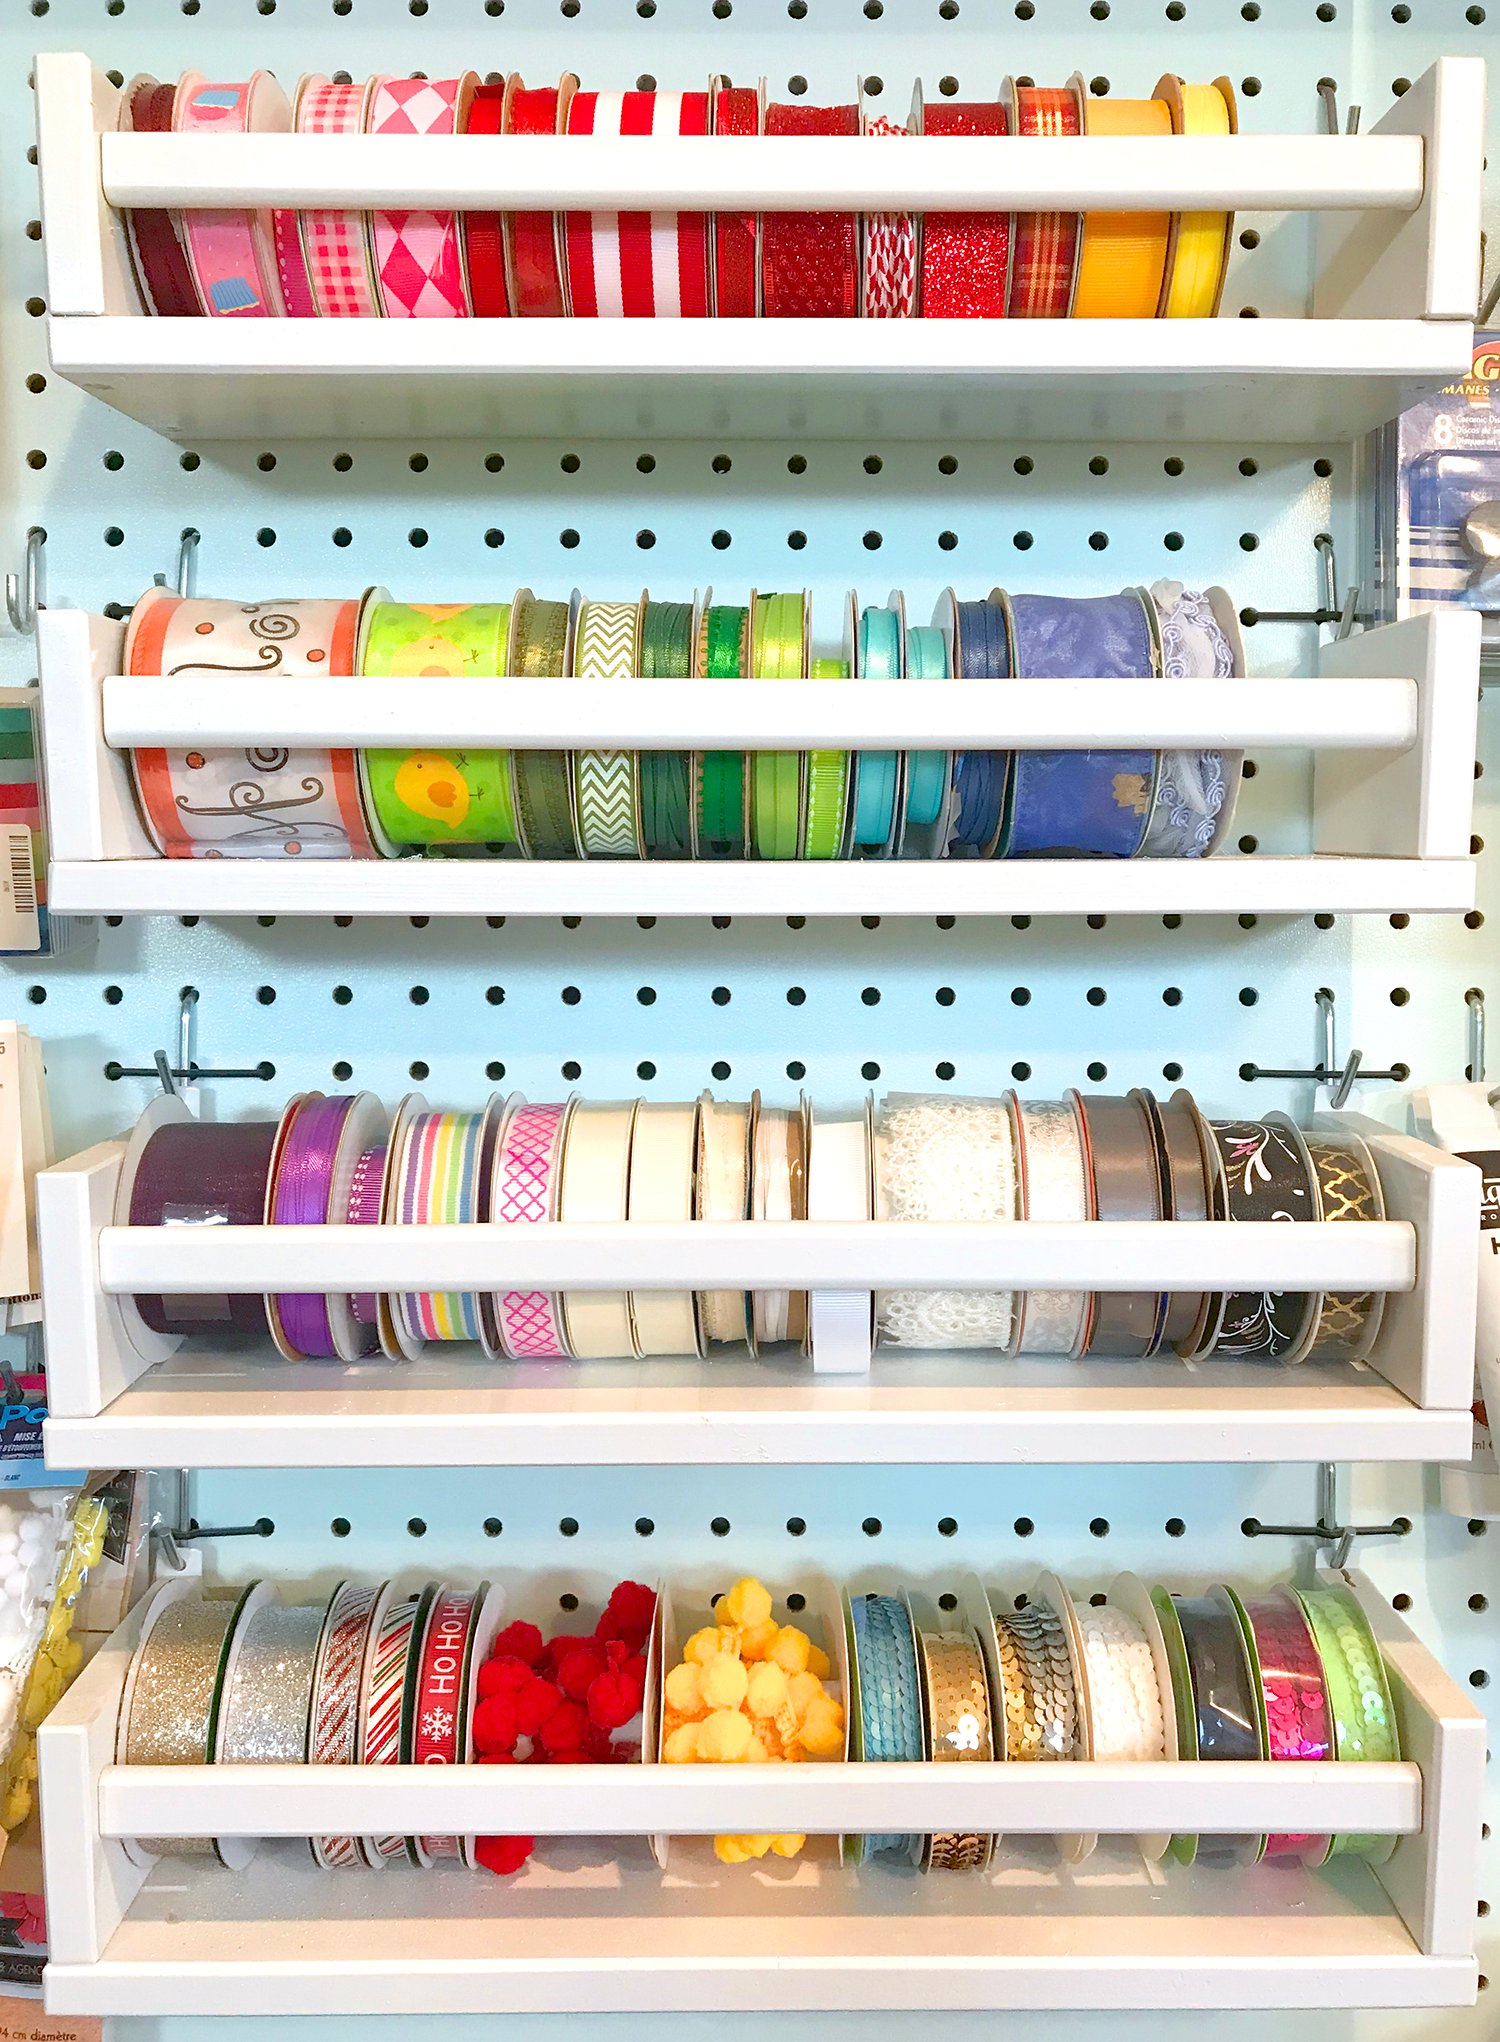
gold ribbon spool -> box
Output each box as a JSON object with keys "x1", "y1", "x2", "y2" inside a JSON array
[
  {"x1": 1074, "y1": 97, "x2": 1174, "y2": 318},
  {"x1": 919, "y1": 1627, "x2": 995, "y2": 1871},
  {"x1": 507, "y1": 590, "x2": 577, "y2": 857},
  {"x1": 120, "y1": 1589, "x2": 256, "y2": 1861},
  {"x1": 1155, "y1": 76, "x2": 1237, "y2": 318}
]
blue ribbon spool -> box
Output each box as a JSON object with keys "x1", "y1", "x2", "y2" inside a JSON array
[
  {"x1": 848, "y1": 1592, "x2": 924, "y2": 1866},
  {"x1": 853, "y1": 606, "x2": 901, "y2": 849},
  {"x1": 903, "y1": 624, "x2": 949, "y2": 829},
  {"x1": 1001, "y1": 590, "x2": 1158, "y2": 859},
  {"x1": 951, "y1": 599, "x2": 1011, "y2": 853}
]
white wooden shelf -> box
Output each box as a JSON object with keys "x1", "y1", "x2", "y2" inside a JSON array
[
  {"x1": 37, "y1": 1573, "x2": 1485, "y2": 2013},
  {"x1": 33, "y1": 54, "x2": 1486, "y2": 444},
  {"x1": 35, "y1": 1110, "x2": 1479, "y2": 1465},
  {"x1": 35, "y1": 607, "x2": 1485, "y2": 920}
]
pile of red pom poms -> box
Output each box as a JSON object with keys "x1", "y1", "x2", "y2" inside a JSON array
[{"x1": 472, "y1": 1579, "x2": 656, "y2": 1877}]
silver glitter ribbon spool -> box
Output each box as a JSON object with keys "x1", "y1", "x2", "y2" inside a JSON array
[{"x1": 217, "y1": 1599, "x2": 327, "y2": 1765}]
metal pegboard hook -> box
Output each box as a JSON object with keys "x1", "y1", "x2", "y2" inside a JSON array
[
  {"x1": 4, "y1": 528, "x2": 45, "y2": 637},
  {"x1": 148, "y1": 1470, "x2": 275, "y2": 1574},
  {"x1": 1243, "y1": 1463, "x2": 1408, "y2": 1569},
  {"x1": 108, "y1": 985, "x2": 274, "y2": 1088},
  {"x1": 1467, "y1": 987, "x2": 1486, "y2": 1085},
  {"x1": 1316, "y1": 79, "x2": 1361, "y2": 137},
  {"x1": 1238, "y1": 532, "x2": 1364, "y2": 632},
  {"x1": 1241, "y1": 986, "x2": 1406, "y2": 1102},
  {"x1": 175, "y1": 528, "x2": 200, "y2": 599}
]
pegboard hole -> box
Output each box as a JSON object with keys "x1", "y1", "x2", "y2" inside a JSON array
[
  {"x1": 787, "y1": 1593, "x2": 807, "y2": 1613},
  {"x1": 861, "y1": 1517, "x2": 882, "y2": 1537},
  {"x1": 1011, "y1": 986, "x2": 1031, "y2": 1006},
  {"x1": 1392, "y1": 1593, "x2": 1413, "y2": 1611},
  {"x1": 1089, "y1": 1517, "x2": 1110, "y2": 1537},
  {"x1": 407, "y1": 1517, "x2": 427, "y2": 1538},
  {"x1": 1240, "y1": 227, "x2": 1261, "y2": 249},
  {"x1": 1014, "y1": 1517, "x2": 1034, "y2": 1537},
  {"x1": 787, "y1": 985, "x2": 807, "y2": 1006},
  {"x1": 1472, "y1": 1594, "x2": 1490, "y2": 1612},
  {"x1": 1163, "y1": 1061, "x2": 1184, "y2": 1081},
  {"x1": 1013, "y1": 531, "x2": 1034, "y2": 551},
  {"x1": 1012, "y1": 1062, "x2": 1032, "y2": 1081},
  {"x1": 713, "y1": 1059, "x2": 733, "y2": 1080},
  {"x1": 559, "y1": 1517, "x2": 580, "y2": 1537},
  {"x1": 938, "y1": 1517, "x2": 958, "y2": 1537},
  {"x1": 1166, "y1": 1518, "x2": 1186, "y2": 1537},
  {"x1": 786, "y1": 1517, "x2": 807, "y2": 1536},
  {"x1": 938, "y1": 1593, "x2": 959, "y2": 1612},
  {"x1": 1238, "y1": 987, "x2": 1258, "y2": 1006},
  {"x1": 1086, "y1": 986, "x2": 1107, "y2": 1006},
  {"x1": 483, "y1": 1517, "x2": 503, "y2": 1537},
  {"x1": 1086, "y1": 1060, "x2": 1107, "y2": 1082},
  {"x1": 1471, "y1": 1670, "x2": 1491, "y2": 1689},
  {"x1": 331, "y1": 1518, "x2": 350, "y2": 1538}
]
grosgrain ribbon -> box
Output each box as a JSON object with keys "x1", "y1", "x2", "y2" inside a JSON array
[
  {"x1": 122, "y1": 79, "x2": 203, "y2": 316},
  {"x1": 359, "y1": 1587, "x2": 426, "y2": 1868},
  {"x1": 853, "y1": 606, "x2": 901, "y2": 852},
  {"x1": 346, "y1": 1144, "x2": 387, "y2": 1331},
  {"x1": 712, "y1": 84, "x2": 761, "y2": 316},
  {"x1": 310, "y1": 1578, "x2": 386, "y2": 1870},
  {"x1": 464, "y1": 83, "x2": 513, "y2": 317},
  {"x1": 903, "y1": 624, "x2": 949, "y2": 830},
  {"x1": 696, "y1": 1093, "x2": 750, "y2": 1346},
  {"x1": 395, "y1": 1109, "x2": 487, "y2": 1346},
  {"x1": 627, "y1": 1102, "x2": 701, "y2": 1357},
  {"x1": 951, "y1": 599, "x2": 1010, "y2": 853},
  {"x1": 1159, "y1": 79, "x2": 1234, "y2": 318},
  {"x1": 803, "y1": 657, "x2": 851, "y2": 860},
  {"x1": 751, "y1": 593, "x2": 805, "y2": 859},
  {"x1": 1206, "y1": 1118, "x2": 1316, "y2": 1360},
  {"x1": 564, "y1": 92, "x2": 710, "y2": 317},
  {"x1": 640, "y1": 604, "x2": 694, "y2": 857},
  {"x1": 558, "y1": 1101, "x2": 640, "y2": 1359},
  {"x1": 849, "y1": 1594, "x2": 923, "y2": 1864},
  {"x1": 1073, "y1": 98, "x2": 1172, "y2": 318},
  {"x1": 175, "y1": 73, "x2": 287, "y2": 318},
  {"x1": 921, "y1": 100, "x2": 1010, "y2": 318},
  {"x1": 762, "y1": 103, "x2": 860, "y2": 317},
  {"x1": 411, "y1": 1584, "x2": 482, "y2": 1864},
  {"x1": 697, "y1": 605, "x2": 748, "y2": 856},
  {"x1": 1076, "y1": 1092, "x2": 1162, "y2": 1358}
]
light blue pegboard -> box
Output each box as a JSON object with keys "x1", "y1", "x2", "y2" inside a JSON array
[{"x1": 2, "y1": 0, "x2": 1498, "y2": 2035}]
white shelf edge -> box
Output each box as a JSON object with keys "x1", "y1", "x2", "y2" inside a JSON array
[{"x1": 47, "y1": 857, "x2": 1479, "y2": 919}]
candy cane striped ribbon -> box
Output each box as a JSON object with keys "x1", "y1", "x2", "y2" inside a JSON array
[
  {"x1": 311, "y1": 1580, "x2": 385, "y2": 1870},
  {"x1": 359, "y1": 1590, "x2": 422, "y2": 1868},
  {"x1": 564, "y1": 91, "x2": 711, "y2": 317},
  {"x1": 862, "y1": 114, "x2": 916, "y2": 317}
]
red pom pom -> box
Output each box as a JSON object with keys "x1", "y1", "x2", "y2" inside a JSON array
[
  {"x1": 472, "y1": 1693, "x2": 520, "y2": 1757},
  {"x1": 537, "y1": 1697, "x2": 590, "y2": 1755},
  {"x1": 475, "y1": 1655, "x2": 534, "y2": 1702},
  {"x1": 544, "y1": 1748, "x2": 590, "y2": 1765},
  {"x1": 587, "y1": 1663, "x2": 645, "y2": 1733},
  {"x1": 473, "y1": 1835, "x2": 534, "y2": 1877},
  {"x1": 596, "y1": 1581, "x2": 656, "y2": 1643},
  {"x1": 512, "y1": 1673, "x2": 565, "y2": 1739},
  {"x1": 476, "y1": 1751, "x2": 517, "y2": 1765},
  {"x1": 555, "y1": 1642, "x2": 608, "y2": 1701},
  {"x1": 489, "y1": 1620, "x2": 546, "y2": 1668},
  {"x1": 539, "y1": 1631, "x2": 592, "y2": 1671}
]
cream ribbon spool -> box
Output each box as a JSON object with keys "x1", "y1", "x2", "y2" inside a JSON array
[
  {"x1": 627, "y1": 1101, "x2": 701, "y2": 1357},
  {"x1": 1072, "y1": 1598, "x2": 1165, "y2": 1765},
  {"x1": 559, "y1": 1100, "x2": 640, "y2": 1358},
  {"x1": 1014, "y1": 1097, "x2": 1090, "y2": 1356},
  {"x1": 751, "y1": 1104, "x2": 803, "y2": 1349},
  {"x1": 806, "y1": 1103, "x2": 874, "y2": 1374},
  {"x1": 696, "y1": 1092, "x2": 750, "y2": 1346}
]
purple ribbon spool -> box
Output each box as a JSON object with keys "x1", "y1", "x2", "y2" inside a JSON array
[
  {"x1": 128, "y1": 1119, "x2": 277, "y2": 1337},
  {"x1": 273, "y1": 1094, "x2": 358, "y2": 1359},
  {"x1": 346, "y1": 1143, "x2": 388, "y2": 1333}
]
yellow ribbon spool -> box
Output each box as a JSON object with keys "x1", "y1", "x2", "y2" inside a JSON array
[
  {"x1": 1073, "y1": 97, "x2": 1173, "y2": 319},
  {"x1": 1156, "y1": 76, "x2": 1237, "y2": 318}
]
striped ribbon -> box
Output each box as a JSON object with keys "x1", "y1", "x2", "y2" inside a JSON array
[
  {"x1": 564, "y1": 91, "x2": 711, "y2": 317},
  {"x1": 311, "y1": 1579, "x2": 386, "y2": 1869},
  {"x1": 862, "y1": 115, "x2": 917, "y2": 317},
  {"x1": 1008, "y1": 84, "x2": 1083, "y2": 317},
  {"x1": 358, "y1": 1587, "x2": 426, "y2": 1868},
  {"x1": 395, "y1": 1109, "x2": 487, "y2": 1346}
]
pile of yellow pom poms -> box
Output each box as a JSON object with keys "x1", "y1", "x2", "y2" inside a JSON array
[
  {"x1": 2, "y1": 1494, "x2": 109, "y2": 1834},
  {"x1": 662, "y1": 1575, "x2": 846, "y2": 1866}
]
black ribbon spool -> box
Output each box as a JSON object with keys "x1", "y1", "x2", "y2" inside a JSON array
[{"x1": 1174, "y1": 1587, "x2": 1264, "y2": 1868}]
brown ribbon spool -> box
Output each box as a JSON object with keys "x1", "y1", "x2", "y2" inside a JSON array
[
  {"x1": 1134, "y1": 1086, "x2": 1215, "y2": 1352},
  {"x1": 128, "y1": 1119, "x2": 278, "y2": 1337},
  {"x1": 1076, "y1": 1093, "x2": 1162, "y2": 1357}
]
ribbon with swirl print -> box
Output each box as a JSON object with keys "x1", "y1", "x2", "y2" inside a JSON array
[
  {"x1": 125, "y1": 588, "x2": 381, "y2": 860},
  {"x1": 1141, "y1": 582, "x2": 1242, "y2": 858}
]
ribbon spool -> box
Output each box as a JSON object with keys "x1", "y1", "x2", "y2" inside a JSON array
[
  {"x1": 507, "y1": 591, "x2": 579, "y2": 857},
  {"x1": 749, "y1": 1100, "x2": 808, "y2": 1350},
  {"x1": 941, "y1": 593, "x2": 1011, "y2": 858},
  {"x1": 558, "y1": 1101, "x2": 640, "y2": 1359},
  {"x1": 876, "y1": 1092, "x2": 1018, "y2": 1350},
  {"x1": 902, "y1": 621, "x2": 950, "y2": 845},
  {"x1": 992, "y1": 1591, "x2": 1081, "y2": 1763},
  {"x1": 846, "y1": 1592, "x2": 924, "y2": 1867},
  {"x1": 408, "y1": 1581, "x2": 493, "y2": 1868},
  {"x1": 574, "y1": 597, "x2": 646, "y2": 858},
  {"x1": 861, "y1": 101, "x2": 917, "y2": 319},
  {"x1": 711, "y1": 79, "x2": 763, "y2": 316},
  {"x1": 803, "y1": 656, "x2": 852, "y2": 861},
  {"x1": 696, "y1": 1093, "x2": 751, "y2": 1348},
  {"x1": 360, "y1": 601, "x2": 516, "y2": 850},
  {"x1": 806, "y1": 1099, "x2": 875, "y2": 1373},
  {"x1": 1201, "y1": 1115, "x2": 1318, "y2": 1362},
  {"x1": 504, "y1": 76, "x2": 578, "y2": 316},
  {"x1": 358, "y1": 1583, "x2": 436, "y2": 1869},
  {"x1": 267, "y1": 1090, "x2": 388, "y2": 1363},
  {"x1": 1075, "y1": 1091, "x2": 1164, "y2": 1358},
  {"x1": 174, "y1": 73, "x2": 290, "y2": 318},
  {"x1": 120, "y1": 78, "x2": 204, "y2": 315},
  {"x1": 762, "y1": 101, "x2": 860, "y2": 317},
  {"x1": 628, "y1": 1102, "x2": 702, "y2": 1357},
  {"x1": 1232, "y1": 1585, "x2": 1332, "y2": 1866},
  {"x1": 120, "y1": 1104, "x2": 277, "y2": 1343},
  {"x1": 1170, "y1": 1587, "x2": 1264, "y2": 1868},
  {"x1": 488, "y1": 1096, "x2": 576, "y2": 1361},
  {"x1": 464, "y1": 80, "x2": 513, "y2": 317},
  {"x1": 851, "y1": 601, "x2": 905, "y2": 859},
  {"x1": 1004, "y1": 78, "x2": 1083, "y2": 318},
  {"x1": 1012, "y1": 1094, "x2": 1092, "y2": 1356},
  {"x1": 640, "y1": 601, "x2": 696, "y2": 858},
  {"x1": 1073, "y1": 96, "x2": 1172, "y2": 318},
  {"x1": 216, "y1": 1596, "x2": 327, "y2": 1774},
  {"x1": 1302, "y1": 1129, "x2": 1387, "y2": 1362},
  {"x1": 750, "y1": 592, "x2": 807, "y2": 860},
  {"x1": 385, "y1": 1097, "x2": 503, "y2": 1359},
  {"x1": 1142, "y1": 583, "x2": 1242, "y2": 858},
  {"x1": 999, "y1": 588, "x2": 1158, "y2": 858},
  {"x1": 917, "y1": 90, "x2": 1010, "y2": 318},
  {"x1": 696, "y1": 604, "x2": 750, "y2": 857},
  {"x1": 293, "y1": 76, "x2": 379, "y2": 318},
  {"x1": 125, "y1": 586, "x2": 382, "y2": 861},
  {"x1": 367, "y1": 74, "x2": 477, "y2": 318},
  {"x1": 309, "y1": 1578, "x2": 392, "y2": 1869},
  {"x1": 1294, "y1": 1582, "x2": 1400, "y2": 1862},
  {"x1": 117, "y1": 1583, "x2": 269, "y2": 1868},
  {"x1": 564, "y1": 91, "x2": 711, "y2": 316},
  {"x1": 1136, "y1": 1085, "x2": 1216, "y2": 1354},
  {"x1": 1155, "y1": 77, "x2": 1237, "y2": 318},
  {"x1": 918, "y1": 1624, "x2": 995, "y2": 1871}
]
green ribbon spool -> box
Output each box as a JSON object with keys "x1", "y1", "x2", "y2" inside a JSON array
[
  {"x1": 803, "y1": 657, "x2": 850, "y2": 860},
  {"x1": 697, "y1": 605, "x2": 747, "y2": 858},
  {"x1": 509, "y1": 594, "x2": 577, "y2": 858},
  {"x1": 1294, "y1": 1583, "x2": 1400, "y2": 1861},
  {"x1": 361, "y1": 603, "x2": 516, "y2": 848},
  {"x1": 640, "y1": 602, "x2": 694, "y2": 859},
  {"x1": 752, "y1": 592, "x2": 804, "y2": 861}
]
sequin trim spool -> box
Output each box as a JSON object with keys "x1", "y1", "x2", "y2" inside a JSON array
[
  {"x1": 1234, "y1": 1585, "x2": 1332, "y2": 1865},
  {"x1": 917, "y1": 1625, "x2": 995, "y2": 1870}
]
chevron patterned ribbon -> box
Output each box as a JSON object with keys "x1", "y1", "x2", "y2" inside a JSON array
[{"x1": 574, "y1": 600, "x2": 644, "y2": 857}]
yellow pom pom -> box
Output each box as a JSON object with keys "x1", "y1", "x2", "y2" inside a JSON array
[
  {"x1": 664, "y1": 1662, "x2": 704, "y2": 1716},
  {"x1": 715, "y1": 1834, "x2": 753, "y2": 1863},
  {"x1": 787, "y1": 1669, "x2": 823, "y2": 1715},
  {"x1": 745, "y1": 1731, "x2": 771, "y2": 1763},
  {"x1": 807, "y1": 1644, "x2": 832, "y2": 1680},
  {"x1": 684, "y1": 1626, "x2": 729, "y2": 1666},
  {"x1": 698, "y1": 1708, "x2": 754, "y2": 1763},
  {"x1": 797, "y1": 1694, "x2": 846, "y2": 1757},
  {"x1": 699, "y1": 1655, "x2": 750, "y2": 1710},
  {"x1": 745, "y1": 1662, "x2": 791, "y2": 1719},
  {"x1": 663, "y1": 1722, "x2": 702, "y2": 1764},
  {"x1": 769, "y1": 1833, "x2": 807, "y2": 1858},
  {"x1": 738, "y1": 1618, "x2": 781, "y2": 1661},
  {"x1": 721, "y1": 1578, "x2": 774, "y2": 1630},
  {"x1": 770, "y1": 1626, "x2": 812, "y2": 1675}
]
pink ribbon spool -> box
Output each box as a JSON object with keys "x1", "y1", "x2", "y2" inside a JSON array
[{"x1": 175, "y1": 72, "x2": 291, "y2": 317}]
